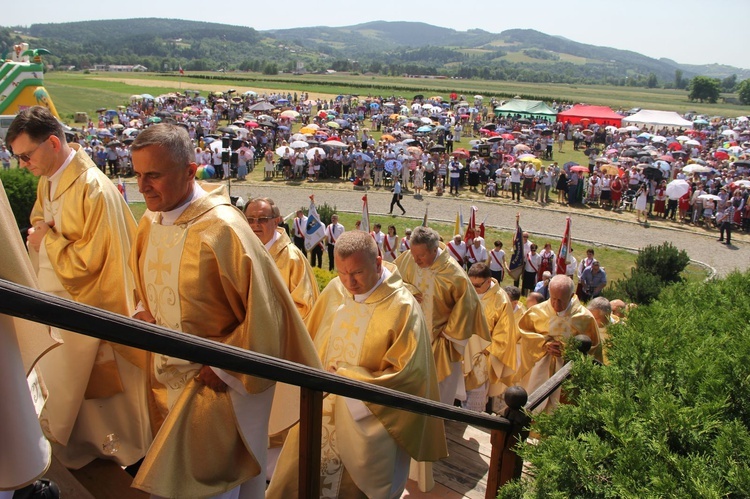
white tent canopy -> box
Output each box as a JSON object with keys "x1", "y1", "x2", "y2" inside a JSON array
[{"x1": 621, "y1": 110, "x2": 693, "y2": 129}]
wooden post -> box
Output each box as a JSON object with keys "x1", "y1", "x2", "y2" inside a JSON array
[
  {"x1": 298, "y1": 387, "x2": 323, "y2": 499},
  {"x1": 486, "y1": 386, "x2": 530, "y2": 499}
]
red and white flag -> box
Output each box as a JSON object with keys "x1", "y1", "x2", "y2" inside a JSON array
[
  {"x1": 556, "y1": 216, "x2": 572, "y2": 275},
  {"x1": 179, "y1": 66, "x2": 184, "y2": 75},
  {"x1": 464, "y1": 206, "x2": 477, "y2": 243},
  {"x1": 360, "y1": 194, "x2": 370, "y2": 233}
]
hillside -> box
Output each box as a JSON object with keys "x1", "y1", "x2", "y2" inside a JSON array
[{"x1": 2, "y1": 19, "x2": 748, "y2": 87}]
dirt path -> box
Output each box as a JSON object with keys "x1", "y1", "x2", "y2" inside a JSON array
[{"x1": 94, "y1": 76, "x2": 339, "y2": 101}]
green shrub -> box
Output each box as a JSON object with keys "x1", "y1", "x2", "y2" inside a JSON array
[
  {"x1": 0, "y1": 168, "x2": 39, "y2": 231},
  {"x1": 635, "y1": 242, "x2": 690, "y2": 284},
  {"x1": 312, "y1": 266, "x2": 336, "y2": 291},
  {"x1": 604, "y1": 242, "x2": 691, "y2": 305},
  {"x1": 498, "y1": 271, "x2": 750, "y2": 498},
  {"x1": 607, "y1": 267, "x2": 663, "y2": 305}
]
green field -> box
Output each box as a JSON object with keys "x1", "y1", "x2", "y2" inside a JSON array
[{"x1": 44, "y1": 71, "x2": 750, "y2": 123}]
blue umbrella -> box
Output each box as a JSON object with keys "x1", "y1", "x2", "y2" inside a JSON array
[
  {"x1": 417, "y1": 125, "x2": 433, "y2": 133},
  {"x1": 384, "y1": 159, "x2": 401, "y2": 173},
  {"x1": 370, "y1": 102, "x2": 380, "y2": 109},
  {"x1": 203, "y1": 137, "x2": 216, "y2": 144},
  {"x1": 141, "y1": 93, "x2": 155, "y2": 100},
  {"x1": 353, "y1": 152, "x2": 373, "y2": 162},
  {"x1": 276, "y1": 98, "x2": 289, "y2": 105}
]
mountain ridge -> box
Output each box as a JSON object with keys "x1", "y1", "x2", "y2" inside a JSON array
[{"x1": 3, "y1": 19, "x2": 748, "y2": 84}]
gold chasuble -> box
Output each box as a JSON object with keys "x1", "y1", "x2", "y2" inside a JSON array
[
  {"x1": 267, "y1": 227, "x2": 319, "y2": 319},
  {"x1": 395, "y1": 243, "x2": 489, "y2": 382},
  {"x1": 29, "y1": 144, "x2": 150, "y2": 469},
  {"x1": 267, "y1": 264, "x2": 447, "y2": 499},
  {"x1": 516, "y1": 296, "x2": 600, "y2": 413},
  {"x1": 0, "y1": 181, "x2": 60, "y2": 491},
  {"x1": 463, "y1": 280, "x2": 520, "y2": 396},
  {"x1": 130, "y1": 186, "x2": 321, "y2": 498}
]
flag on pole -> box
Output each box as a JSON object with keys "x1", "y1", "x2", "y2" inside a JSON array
[
  {"x1": 361, "y1": 194, "x2": 370, "y2": 233},
  {"x1": 117, "y1": 177, "x2": 128, "y2": 204},
  {"x1": 304, "y1": 195, "x2": 326, "y2": 251},
  {"x1": 464, "y1": 206, "x2": 477, "y2": 243},
  {"x1": 556, "y1": 216, "x2": 572, "y2": 275},
  {"x1": 179, "y1": 66, "x2": 184, "y2": 75},
  {"x1": 507, "y1": 214, "x2": 524, "y2": 281},
  {"x1": 479, "y1": 214, "x2": 488, "y2": 238}
]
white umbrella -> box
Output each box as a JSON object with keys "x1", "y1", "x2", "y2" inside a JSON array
[
  {"x1": 420, "y1": 117, "x2": 433, "y2": 124},
  {"x1": 290, "y1": 140, "x2": 309, "y2": 149},
  {"x1": 685, "y1": 139, "x2": 702, "y2": 147},
  {"x1": 682, "y1": 164, "x2": 712, "y2": 174},
  {"x1": 280, "y1": 110, "x2": 300, "y2": 119},
  {"x1": 676, "y1": 135, "x2": 690, "y2": 142},
  {"x1": 651, "y1": 135, "x2": 667, "y2": 143},
  {"x1": 306, "y1": 147, "x2": 326, "y2": 160},
  {"x1": 721, "y1": 129, "x2": 737, "y2": 137},
  {"x1": 291, "y1": 133, "x2": 308, "y2": 141},
  {"x1": 323, "y1": 140, "x2": 348, "y2": 149},
  {"x1": 732, "y1": 179, "x2": 750, "y2": 188},
  {"x1": 275, "y1": 146, "x2": 293, "y2": 156},
  {"x1": 665, "y1": 179, "x2": 690, "y2": 199},
  {"x1": 624, "y1": 125, "x2": 641, "y2": 132},
  {"x1": 698, "y1": 194, "x2": 721, "y2": 201}
]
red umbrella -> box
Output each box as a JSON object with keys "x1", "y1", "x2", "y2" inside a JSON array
[
  {"x1": 245, "y1": 121, "x2": 259, "y2": 128},
  {"x1": 714, "y1": 151, "x2": 729, "y2": 160},
  {"x1": 452, "y1": 148, "x2": 471, "y2": 159},
  {"x1": 503, "y1": 154, "x2": 516, "y2": 163},
  {"x1": 570, "y1": 165, "x2": 589, "y2": 173},
  {"x1": 659, "y1": 155, "x2": 674, "y2": 162},
  {"x1": 501, "y1": 133, "x2": 515, "y2": 140},
  {"x1": 667, "y1": 142, "x2": 682, "y2": 151}
]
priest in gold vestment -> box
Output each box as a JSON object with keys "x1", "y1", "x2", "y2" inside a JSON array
[
  {"x1": 243, "y1": 197, "x2": 319, "y2": 319},
  {"x1": 516, "y1": 275, "x2": 600, "y2": 413},
  {"x1": 7, "y1": 106, "x2": 151, "y2": 470},
  {"x1": 129, "y1": 124, "x2": 321, "y2": 499},
  {"x1": 462, "y1": 263, "x2": 519, "y2": 412},
  {"x1": 267, "y1": 231, "x2": 447, "y2": 499},
  {"x1": 394, "y1": 226, "x2": 489, "y2": 405},
  {"x1": 0, "y1": 181, "x2": 61, "y2": 498}
]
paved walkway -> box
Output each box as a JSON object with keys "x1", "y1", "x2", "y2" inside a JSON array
[{"x1": 124, "y1": 181, "x2": 748, "y2": 277}]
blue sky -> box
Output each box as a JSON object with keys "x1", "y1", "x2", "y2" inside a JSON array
[{"x1": 5, "y1": 0, "x2": 749, "y2": 70}]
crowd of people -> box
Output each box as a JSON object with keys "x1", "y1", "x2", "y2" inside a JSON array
[
  {"x1": 2, "y1": 105, "x2": 640, "y2": 498},
  {"x1": 6, "y1": 78, "x2": 749, "y2": 499}
]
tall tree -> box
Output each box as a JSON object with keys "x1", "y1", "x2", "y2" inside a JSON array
[
  {"x1": 674, "y1": 69, "x2": 685, "y2": 89},
  {"x1": 687, "y1": 76, "x2": 720, "y2": 103},
  {"x1": 738, "y1": 79, "x2": 750, "y2": 105},
  {"x1": 721, "y1": 74, "x2": 738, "y2": 92}
]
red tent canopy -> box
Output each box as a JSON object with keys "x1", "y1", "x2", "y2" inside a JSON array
[{"x1": 557, "y1": 105, "x2": 623, "y2": 127}]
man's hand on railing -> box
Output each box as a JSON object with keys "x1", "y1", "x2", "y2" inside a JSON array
[
  {"x1": 196, "y1": 365, "x2": 228, "y2": 393},
  {"x1": 133, "y1": 309, "x2": 156, "y2": 324}
]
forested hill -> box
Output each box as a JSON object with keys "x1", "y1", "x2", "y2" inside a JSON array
[{"x1": 3, "y1": 19, "x2": 748, "y2": 86}]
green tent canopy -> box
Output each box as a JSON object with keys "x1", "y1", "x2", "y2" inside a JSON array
[{"x1": 494, "y1": 99, "x2": 557, "y2": 121}]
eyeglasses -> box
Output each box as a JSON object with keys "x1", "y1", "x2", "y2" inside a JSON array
[
  {"x1": 471, "y1": 279, "x2": 490, "y2": 290},
  {"x1": 12, "y1": 137, "x2": 49, "y2": 163},
  {"x1": 246, "y1": 216, "x2": 274, "y2": 224}
]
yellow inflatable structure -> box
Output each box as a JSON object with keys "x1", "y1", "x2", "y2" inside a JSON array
[{"x1": 0, "y1": 43, "x2": 59, "y2": 118}]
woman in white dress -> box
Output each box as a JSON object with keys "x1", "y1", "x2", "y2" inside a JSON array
[
  {"x1": 413, "y1": 164, "x2": 425, "y2": 196},
  {"x1": 635, "y1": 182, "x2": 649, "y2": 223}
]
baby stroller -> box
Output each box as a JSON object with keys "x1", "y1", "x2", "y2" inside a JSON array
[{"x1": 620, "y1": 188, "x2": 637, "y2": 211}]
